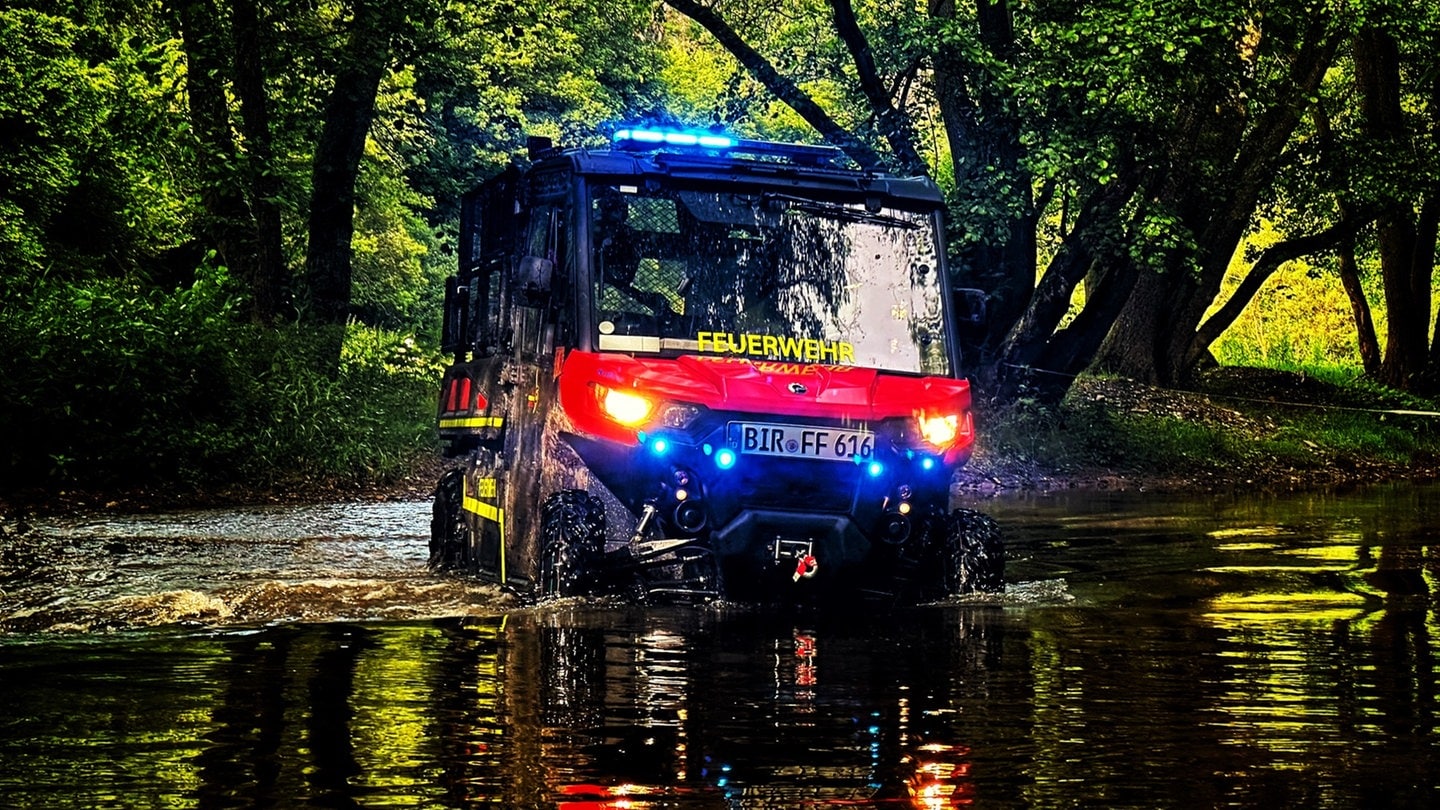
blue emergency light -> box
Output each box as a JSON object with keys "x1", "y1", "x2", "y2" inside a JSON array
[
  {"x1": 612, "y1": 126, "x2": 843, "y2": 164},
  {"x1": 614, "y1": 127, "x2": 735, "y2": 149},
  {"x1": 714, "y1": 447, "x2": 738, "y2": 470}
]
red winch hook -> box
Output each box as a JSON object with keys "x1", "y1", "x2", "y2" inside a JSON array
[{"x1": 792, "y1": 553, "x2": 818, "y2": 582}]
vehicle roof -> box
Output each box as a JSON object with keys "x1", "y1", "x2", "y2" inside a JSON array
[{"x1": 534, "y1": 146, "x2": 945, "y2": 207}]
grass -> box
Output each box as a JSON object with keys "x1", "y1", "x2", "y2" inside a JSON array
[{"x1": 975, "y1": 366, "x2": 1440, "y2": 489}]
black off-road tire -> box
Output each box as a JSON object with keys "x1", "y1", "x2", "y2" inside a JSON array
[
  {"x1": 935, "y1": 508, "x2": 1005, "y2": 596},
  {"x1": 430, "y1": 469, "x2": 469, "y2": 572},
  {"x1": 538, "y1": 490, "x2": 606, "y2": 598}
]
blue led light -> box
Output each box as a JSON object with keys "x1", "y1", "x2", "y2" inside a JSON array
[
  {"x1": 702, "y1": 442, "x2": 714, "y2": 456},
  {"x1": 866, "y1": 461, "x2": 884, "y2": 478},
  {"x1": 651, "y1": 438, "x2": 669, "y2": 455},
  {"x1": 624, "y1": 128, "x2": 665, "y2": 143},
  {"x1": 920, "y1": 456, "x2": 936, "y2": 471},
  {"x1": 613, "y1": 127, "x2": 735, "y2": 150},
  {"x1": 714, "y1": 447, "x2": 737, "y2": 470}
]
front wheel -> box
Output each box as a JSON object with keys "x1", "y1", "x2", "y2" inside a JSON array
[
  {"x1": 538, "y1": 490, "x2": 606, "y2": 598},
  {"x1": 935, "y1": 508, "x2": 1005, "y2": 596}
]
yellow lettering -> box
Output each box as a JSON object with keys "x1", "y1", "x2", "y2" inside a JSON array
[{"x1": 696, "y1": 331, "x2": 857, "y2": 365}]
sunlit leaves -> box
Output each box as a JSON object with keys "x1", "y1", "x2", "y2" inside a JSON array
[{"x1": 1, "y1": 4, "x2": 196, "y2": 281}]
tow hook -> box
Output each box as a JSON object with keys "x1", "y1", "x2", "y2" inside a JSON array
[
  {"x1": 772, "y1": 538, "x2": 818, "y2": 582},
  {"x1": 792, "y1": 554, "x2": 818, "y2": 582}
]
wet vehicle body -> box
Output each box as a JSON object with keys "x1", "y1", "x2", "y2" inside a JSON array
[{"x1": 429, "y1": 127, "x2": 1003, "y2": 603}]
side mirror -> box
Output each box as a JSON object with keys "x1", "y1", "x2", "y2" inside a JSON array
[
  {"x1": 515, "y1": 254, "x2": 554, "y2": 303},
  {"x1": 952, "y1": 287, "x2": 987, "y2": 337}
]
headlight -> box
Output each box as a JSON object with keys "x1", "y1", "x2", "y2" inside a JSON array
[
  {"x1": 918, "y1": 413, "x2": 960, "y2": 447},
  {"x1": 597, "y1": 385, "x2": 654, "y2": 426}
]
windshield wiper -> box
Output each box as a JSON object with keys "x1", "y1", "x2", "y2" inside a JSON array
[{"x1": 761, "y1": 193, "x2": 920, "y2": 230}]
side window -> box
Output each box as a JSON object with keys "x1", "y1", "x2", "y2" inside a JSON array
[
  {"x1": 526, "y1": 205, "x2": 556, "y2": 261},
  {"x1": 447, "y1": 170, "x2": 518, "y2": 357},
  {"x1": 519, "y1": 203, "x2": 569, "y2": 295}
]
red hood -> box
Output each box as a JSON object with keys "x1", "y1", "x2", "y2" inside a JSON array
[{"x1": 560, "y1": 350, "x2": 970, "y2": 423}]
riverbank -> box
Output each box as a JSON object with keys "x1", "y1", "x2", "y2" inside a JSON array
[
  {"x1": 958, "y1": 367, "x2": 1440, "y2": 496},
  {"x1": 4, "y1": 366, "x2": 1438, "y2": 519}
]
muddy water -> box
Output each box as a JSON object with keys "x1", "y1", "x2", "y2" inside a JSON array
[{"x1": 1, "y1": 483, "x2": 1438, "y2": 807}]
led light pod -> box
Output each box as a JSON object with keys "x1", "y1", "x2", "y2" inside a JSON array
[
  {"x1": 918, "y1": 413, "x2": 960, "y2": 447},
  {"x1": 595, "y1": 384, "x2": 653, "y2": 426}
]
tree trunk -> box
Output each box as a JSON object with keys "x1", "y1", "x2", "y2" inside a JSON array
[
  {"x1": 1156, "y1": 15, "x2": 1342, "y2": 384},
  {"x1": 175, "y1": 0, "x2": 257, "y2": 304},
  {"x1": 992, "y1": 167, "x2": 1140, "y2": 402},
  {"x1": 1414, "y1": 192, "x2": 1440, "y2": 393},
  {"x1": 661, "y1": 0, "x2": 888, "y2": 171},
  {"x1": 1090, "y1": 69, "x2": 1243, "y2": 385},
  {"x1": 1424, "y1": 68, "x2": 1440, "y2": 393},
  {"x1": 827, "y1": 0, "x2": 925, "y2": 176},
  {"x1": 1356, "y1": 26, "x2": 1430, "y2": 390},
  {"x1": 301, "y1": 0, "x2": 395, "y2": 368},
  {"x1": 1092, "y1": 266, "x2": 1173, "y2": 383},
  {"x1": 1337, "y1": 239, "x2": 1382, "y2": 376},
  {"x1": 1185, "y1": 215, "x2": 1368, "y2": 371},
  {"x1": 231, "y1": 0, "x2": 287, "y2": 324},
  {"x1": 927, "y1": 0, "x2": 1036, "y2": 373}
]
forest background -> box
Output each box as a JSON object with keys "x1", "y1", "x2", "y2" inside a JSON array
[{"x1": 3, "y1": 0, "x2": 1440, "y2": 504}]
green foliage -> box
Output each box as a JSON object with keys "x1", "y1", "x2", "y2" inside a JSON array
[
  {"x1": 1211, "y1": 253, "x2": 1376, "y2": 370},
  {"x1": 404, "y1": 0, "x2": 667, "y2": 223},
  {"x1": 0, "y1": 267, "x2": 439, "y2": 494},
  {"x1": 0, "y1": 5, "x2": 191, "y2": 280},
  {"x1": 218, "y1": 324, "x2": 442, "y2": 486}
]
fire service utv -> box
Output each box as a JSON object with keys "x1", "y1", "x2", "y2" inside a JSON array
[{"x1": 429, "y1": 127, "x2": 1003, "y2": 603}]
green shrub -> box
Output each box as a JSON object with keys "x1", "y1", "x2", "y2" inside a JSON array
[{"x1": 0, "y1": 267, "x2": 440, "y2": 495}]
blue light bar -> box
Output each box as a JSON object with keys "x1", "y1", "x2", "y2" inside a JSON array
[
  {"x1": 611, "y1": 126, "x2": 839, "y2": 164},
  {"x1": 614, "y1": 127, "x2": 734, "y2": 149}
]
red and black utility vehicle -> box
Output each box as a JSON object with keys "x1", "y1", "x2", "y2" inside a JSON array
[{"x1": 430, "y1": 127, "x2": 1003, "y2": 602}]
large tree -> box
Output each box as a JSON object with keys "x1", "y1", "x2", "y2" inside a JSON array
[
  {"x1": 1352, "y1": 22, "x2": 1440, "y2": 391},
  {"x1": 169, "y1": 0, "x2": 664, "y2": 366},
  {"x1": 658, "y1": 0, "x2": 1395, "y2": 402}
]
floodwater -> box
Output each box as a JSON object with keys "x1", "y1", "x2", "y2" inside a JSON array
[{"x1": 1, "y1": 483, "x2": 1438, "y2": 808}]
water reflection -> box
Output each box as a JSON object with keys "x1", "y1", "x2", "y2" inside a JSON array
[{"x1": 0, "y1": 483, "x2": 1437, "y2": 807}]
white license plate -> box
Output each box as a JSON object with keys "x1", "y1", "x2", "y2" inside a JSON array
[{"x1": 731, "y1": 422, "x2": 874, "y2": 461}]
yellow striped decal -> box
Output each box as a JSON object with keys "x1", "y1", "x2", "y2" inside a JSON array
[
  {"x1": 439, "y1": 416, "x2": 505, "y2": 430},
  {"x1": 462, "y1": 475, "x2": 506, "y2": 583}
]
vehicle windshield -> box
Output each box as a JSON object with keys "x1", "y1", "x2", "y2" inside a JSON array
[{"x1": 590, "y1": 183, "x2": 949, "y2": 376}]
